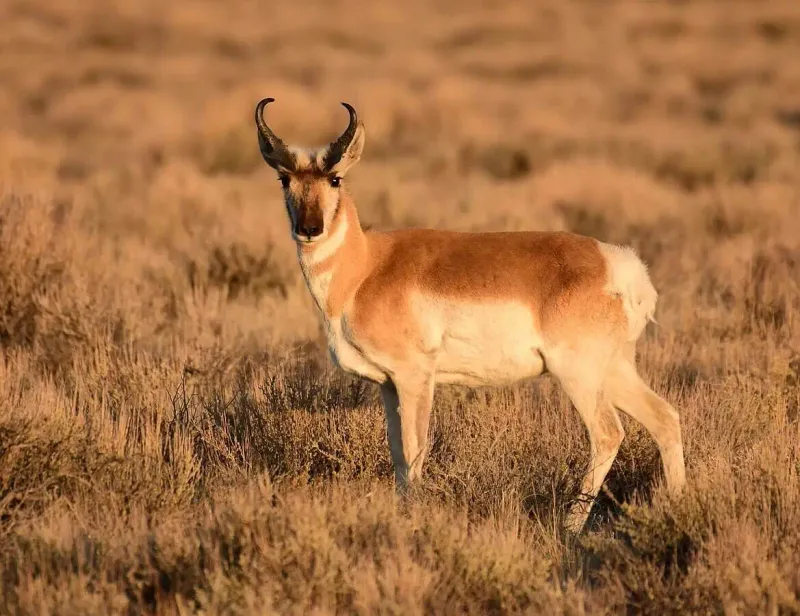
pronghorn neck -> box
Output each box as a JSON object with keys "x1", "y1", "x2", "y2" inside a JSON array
[{"x1": 296, "y1": 191, "x2": 367, "y2": 317}]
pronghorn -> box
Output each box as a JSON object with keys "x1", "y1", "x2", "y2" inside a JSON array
[{"x1": 254, "y1": 97, "x2": 686, "y2": 532}]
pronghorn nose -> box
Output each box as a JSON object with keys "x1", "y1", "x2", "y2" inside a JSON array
[{"x1": 297, "y1": 223, "x2": 323, "y2": 238}]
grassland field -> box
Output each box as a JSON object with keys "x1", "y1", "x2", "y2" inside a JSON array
[{"x1": 0, "y1": 0, "x2": 799, "y2": 613}]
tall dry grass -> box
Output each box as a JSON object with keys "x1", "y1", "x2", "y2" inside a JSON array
[{"x1": 1, "y1": 0, "x2": 799, "y2": 613}]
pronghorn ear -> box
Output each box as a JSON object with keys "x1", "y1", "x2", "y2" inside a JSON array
[
  {"x1": 327, "y1": 123, "x2": 365, "y2": 176},
  {"x1": 323, "y1": 102, "x2": 366, "y2": 177}
]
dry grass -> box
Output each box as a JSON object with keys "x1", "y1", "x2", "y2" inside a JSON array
[{"x1": 1, "y1": 0, "x2": 800, "y2": 613}]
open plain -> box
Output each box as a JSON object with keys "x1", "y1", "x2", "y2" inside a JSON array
[{"x1": 0, "y1": 0, "x2": 799, "y2": 613}]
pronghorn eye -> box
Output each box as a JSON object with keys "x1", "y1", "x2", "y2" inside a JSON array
[
  {"x1": 330, "y1": 176, "x2": 341, "y2": 188},
  {"x1": 279, "y1": 175, "x2": 290, "y2": 189}
]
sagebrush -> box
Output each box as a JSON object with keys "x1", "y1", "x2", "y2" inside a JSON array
[{"x1": 1, "y1": 0, "x2": 799, "y2": 613}]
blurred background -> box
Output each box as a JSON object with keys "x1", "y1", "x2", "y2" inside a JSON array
[
  {"x1": 1, "y1": 1, "x2": 799, "y2": 612},
  {"x1": 1, "y1": 0, "x2": 798, "y2": 354}
]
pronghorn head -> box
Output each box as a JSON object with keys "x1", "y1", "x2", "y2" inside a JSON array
[{"x1": 255, "y1": 98, "x2": 365, "y2": 243}]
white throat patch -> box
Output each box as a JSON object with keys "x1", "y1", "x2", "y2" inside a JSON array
[
  {"x1": 302, "y1": 214, "x2": 349, "y2": 268},
  {"x1": 298, "y1": 214, "x2": 349, "y2": 311}
]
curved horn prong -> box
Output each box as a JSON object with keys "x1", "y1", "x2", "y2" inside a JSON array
[
  {"x1": 334, "y1": 102, "x2": 359, "y2": 150},
  {"x1": 323, "y1": 102, "x2": 360, "y2": 171},
  {"x1": 254, "y1": 97, "x2": 294, "y2": 170}
]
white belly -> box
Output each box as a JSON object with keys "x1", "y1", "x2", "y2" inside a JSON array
[
  {"x1": 322, "y1": 297, "x2": 546, "y2": 388},
  {"x1": 430, "y1": 300, "x2": 546, "y2": 387}
]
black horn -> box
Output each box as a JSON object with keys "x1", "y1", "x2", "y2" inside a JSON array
[
  {"x1": 254, "y1": 97, "x2": 294, "y2": 170},
  {"x1": 323, "y1": 102, "x2": 359, "y2": 170}
]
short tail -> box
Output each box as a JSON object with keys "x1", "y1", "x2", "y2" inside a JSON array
[{"x1": 598, "y1": 243, "x2": 658, "y2": 341}]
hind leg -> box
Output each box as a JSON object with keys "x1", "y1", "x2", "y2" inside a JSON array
[
  {"x1": 606, "y1": 356, "x2": 686, "y2": 494},
  {"x1": 550, "y1": 349, "x2": 625, "y2": 533}
]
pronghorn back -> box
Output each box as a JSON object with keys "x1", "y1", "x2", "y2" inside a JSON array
[{"x1": 348, "y1": 228, "x2": 635, "y2": 377}]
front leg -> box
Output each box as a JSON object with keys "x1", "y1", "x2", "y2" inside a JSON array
[{"x1": 380, "y1": 371, "x2": 435, "y2": 492}]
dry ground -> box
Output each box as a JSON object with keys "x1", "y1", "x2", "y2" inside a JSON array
[{"x1": 1, "y1": 0, "x2": 799, "y2": 613}]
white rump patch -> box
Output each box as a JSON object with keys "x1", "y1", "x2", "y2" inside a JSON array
[{"x1": 598, "y1": 242, "x2": 658, "y2": 341}]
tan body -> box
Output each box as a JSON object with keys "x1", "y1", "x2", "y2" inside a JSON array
[{"x1": 255, "y1": 98, "x2": 686, "y2": 533}]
